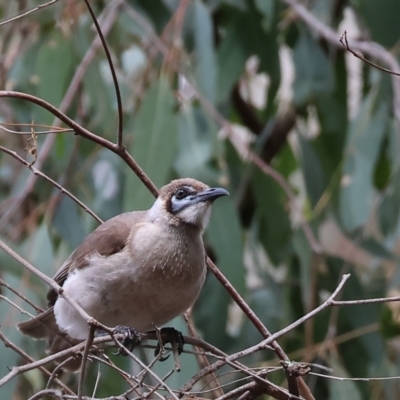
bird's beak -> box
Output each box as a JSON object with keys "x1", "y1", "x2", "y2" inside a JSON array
[{"x1": 194, "y1": 187, "x2": 230, "y2": 203}]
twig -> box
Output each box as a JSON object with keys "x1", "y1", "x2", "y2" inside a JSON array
[
  {"x1": 0, "y1": 91, "x2": 158, "y2": 197},
  {"x1": 0, "y1": 239, "x2": 112, "y2": 333},
  {"x1": 340, "y1": 31, "x2": 400, "y2": 77},
  {"x1": 0, "y1": 0, "x2": 59, "y2": 27},
  {"x1": 0, "y1": 278, "x2": 43, "y2": 312},
  {"x1": 82, "y1": 0, "x2": 124, "y2": 147},
  {"x1": 183, "y1": 311, "x2": 224, "y2": 397},
  {"x1": 0, "y1": 0, "x2": 123, "y2": 231},
  {"x1": 78, "y1": 325, "x2": 96, "y2": 400},
  {"x1": 111, "y1": 339, "x2": 179, "y2": 400},
  {"x1": 331, "y1": 296, "x2": 400, "y2": 306},
  {"x1": 280, "y1": 0, "x2": 400, "y2": 128},
  {"x1": 0, "y1": 294, "x2": 35, "y2": 319},
  {"x1": 27, "y1": 389, "x2": 63, "y2": 400},
  {"x1": 0, "y1": 330, "x2": 75, "y2": 395},
  {"x1": 180, "y1": 275, "x2": 351, "y2": 396},
  {"x1": 0, "y1": 145, "x2": 102, "y2": 224}
]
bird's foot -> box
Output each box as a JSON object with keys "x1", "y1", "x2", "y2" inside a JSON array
[
  {"x1": 154, "y1": 327, "x2": 185, "y2": 361},
  {"x1": 112, "y1": 325, "x2": 142, "y2": 356}
]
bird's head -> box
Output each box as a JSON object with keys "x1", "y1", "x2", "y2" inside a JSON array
[{"x1": 149, "y1": 178, "x2": 229, "y2": 231}]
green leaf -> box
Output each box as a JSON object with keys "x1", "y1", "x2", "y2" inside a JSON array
[
  {"x1": 252, "y1": 169, "x2": 291, "y2": 264},
  {"x1": 298, "y1": 136, "x2": 327, "y2": 208},
  {"x1": 207, "y1": 196, "x2": 245, "y2": 295},
  {"x1": 293, "y1": 29, "x2": 334, "y2": 105},
  {"x1": 329, "y1": 355, "x2": 363, "y2": 400},
  {"x1": 123, "y1": 77, "x2": 178, "y2": 211},
  {"x1": 51, "y1": 195, "x2": 85, "y2": 249},
  {"x1": 216, "y1": 20, "x2": 247, "y2": 102},
  {"x1": 174, "y1": 106, "x2": 216, "y2": 182},
  {"x1": 379, "y1": 168, "x2": 400, "y2": 235},
  {"x1": 34, "y1": 31, "x2": 74, "y2": 123},
  {"x1": 355, "y1": 0, "x2": 400, "y2": 48},
  {"x1": 192, "y1": 0, "x2": 217, "y2": 103},
  {"x1": 292, "y1": 229, "x2": 312, "y2": 309},
  {"x1": 340, "y1": 90, "x2": 387, "y2": 231},
  {"x1": 254, "y1": 0, "x2": 275, "y2": 30}
]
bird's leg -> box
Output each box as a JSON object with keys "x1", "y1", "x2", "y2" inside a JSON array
[
  {"x1": 113, "y1": 325, "x2": 142, "y2": 355},
  {"x1": 154, "y1": 327, "x2": 185, "y2": 361},
  {"x1": 94, "y1": 326, "x2": 142, "y2": 355}
]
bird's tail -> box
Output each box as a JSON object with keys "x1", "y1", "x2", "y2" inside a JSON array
[{"x1": 18, "y1": 308, "x2": 82, "y2": 371}]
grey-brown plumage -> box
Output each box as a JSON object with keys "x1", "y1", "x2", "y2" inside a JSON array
[{"x1": 18, "y1": 178, "x2": 228, "y2": 370}]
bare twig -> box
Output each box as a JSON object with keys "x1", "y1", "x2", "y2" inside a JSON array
[
  {"x1": 0, "y1": 1, "x2": 124, "y2": 230},
  {"x1": 0, "y1": 145, "x2": 102, "y2": 224},
  {"x1": 77, "y1": 325, "x2": 96, "y2": 400},
  {"x1": 340, "y1": 31, "x2": 400, "y2": 77},
  {"x1": 0, "y1": 0, "x2": 59, "y2": 27},
  {"x1": 82, "y1": 0, "x2": 124, "y2": 147},
  {"x1": 0, "y1": 278, "x2": 44, "y2": 312},
  {"x1": 0, "y1": 330, "x2": 75, "y2": 395},
  {"x1": 0, "y1": 122, "x2": 73, "y2": 135},
  {"x1": 280, "y1": 0, "x2": 400, "y2": 128},
  {"x1": 0, "y1": 239, "x2": 112, "y2": 333},
  {"x1": 0, "y1": 91, "x2": 158, "y2": 196}
]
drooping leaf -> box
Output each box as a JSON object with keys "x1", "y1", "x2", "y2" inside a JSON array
[
  {"x1": 293, "y1": 29, "x2": 334, "y2": 106},
  {"x1": 340, "y1": 89, "x2": 388, "y2": 231},
  {"x1": 123, "y1": 77, "x2": 178, "y2": 211}
]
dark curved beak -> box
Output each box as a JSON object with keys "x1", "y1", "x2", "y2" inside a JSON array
[{"x1": 195, "y1": 187, "x2": 230, "y2": 203}]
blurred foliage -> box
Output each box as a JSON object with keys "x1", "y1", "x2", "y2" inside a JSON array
[{"x1": 1, "y1": 0, "x2": 400, "y2": 399}]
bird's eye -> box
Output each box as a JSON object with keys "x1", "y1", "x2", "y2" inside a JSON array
[{"x1": 175, "y1": 188, "x2": 188, "y2": 200}]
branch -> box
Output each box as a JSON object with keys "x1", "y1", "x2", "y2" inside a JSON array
[
  {"x1": 82, "y1": 0, "x2": 124, "y2": 146},
  {"x1": 0, "y1": 330, "x2": 74, "y2": 395},
  {"x1": 0, "y1": 0, "x2": 59, "y2": 27},
  {"x1": 0, "y1": 145, "x2": 102, "y2": 224},
  {"x1": 340, "y1": 31, "x2": 400, "y2": 77},
  {"x1": 0, "y1": 239, "x2": 113, "y2": 334},
  {"x1": 0, "y1": 1, "x2": 123, "y2": 230},
  {"x1": 0, "y1": 91, "x2": 158, "y2": 197},
  {"x1": 180, "y1": 275, "x2": 351, "y2": 396},
  {"x1": 281, "y1": 0, "x2": 400, "y2": 128}
]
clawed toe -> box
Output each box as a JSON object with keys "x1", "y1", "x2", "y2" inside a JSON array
[
  {"x1": 154, "y1": 327, "x2": 185, "y2": 361},
  {"x1": 113, "y1": 325, "x2": 142, "y2": 356}
]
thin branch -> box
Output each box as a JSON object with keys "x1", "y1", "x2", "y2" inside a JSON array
[
  {"x1": 82, "y1": 0, "x2": 124, "y2": 147},
  {"x1": 27, "y1": 389, "x2": 63, "y2": 400},
  {"x1": 180, "y1": 275, "x2": 351, "y2": 395},
  {"x1": 111, "y1": 339, "x2": 179, "y2": 400},
  {"x1": 0, "y1": 91, "x2": 158, "y2": 196},
  {"x1": 206, "y1": 258, "x2": 287, "y2": 359},
  {"x1": 340, "y1": 31, "x2": 400, "y2": 77},
  {"x1": 0, "y1": 0, "x2": 59, "y2": 27},
  {"x1": 331, "y1": 296, "x2": 400, "y2": 306},
  {"x1": 78, "y1": 325, "x2": 96, "y2": 400},
  {"x1": 0, "y1": 145, "x2": 102, "y2": 224},
  {"x1": 280, "y1": 0, "x2": 400, "y2": 128},
  {"x1": 0, "y1": 239, "x2": 112, "y2": 333},
  {"x1": 183, "y1": 311, "x2": 224, "y2": 397},
  {"x1": 0, "y1": 294, "x2": 35, "y2": 319},
  {"x1": 0, "y1": 330, "x2": 75, "y2": 395},
  {"x1": 261, "y1": 274, "x2": 351, "y2": 348},
  {"x1": 0, "y1": 278, "x2": 44, "y2": 313},
  {"x1": 310, "y1": 371, "x2": 400, "y2": 382},
  {"x1": 0, "y1": 122, "x2": 73, "y2": 135},
  {"x1": 0, "y1": 1, "x2": 124, "y2": 230}
]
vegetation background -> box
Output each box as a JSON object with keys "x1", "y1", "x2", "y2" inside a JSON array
[{"x1": 1, "y1": 0, "x2": 400, "y2": 399}]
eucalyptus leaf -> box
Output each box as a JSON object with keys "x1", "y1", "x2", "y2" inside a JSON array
[{"x1": 123, "y1": 77, "x2": 178, "y2": 211}]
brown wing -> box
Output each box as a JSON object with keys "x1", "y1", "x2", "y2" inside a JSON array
[{"x1": 47, "y1": 211, "x2": 147, "y2": 306}]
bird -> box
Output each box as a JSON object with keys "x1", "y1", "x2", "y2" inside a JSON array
[{"x1": 18, "y1": 178, "x2": 229, "y2": 370}]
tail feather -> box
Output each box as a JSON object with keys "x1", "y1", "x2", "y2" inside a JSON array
[{"x1": 18, "y1": 308, "x2": 82, "y2": 371}]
